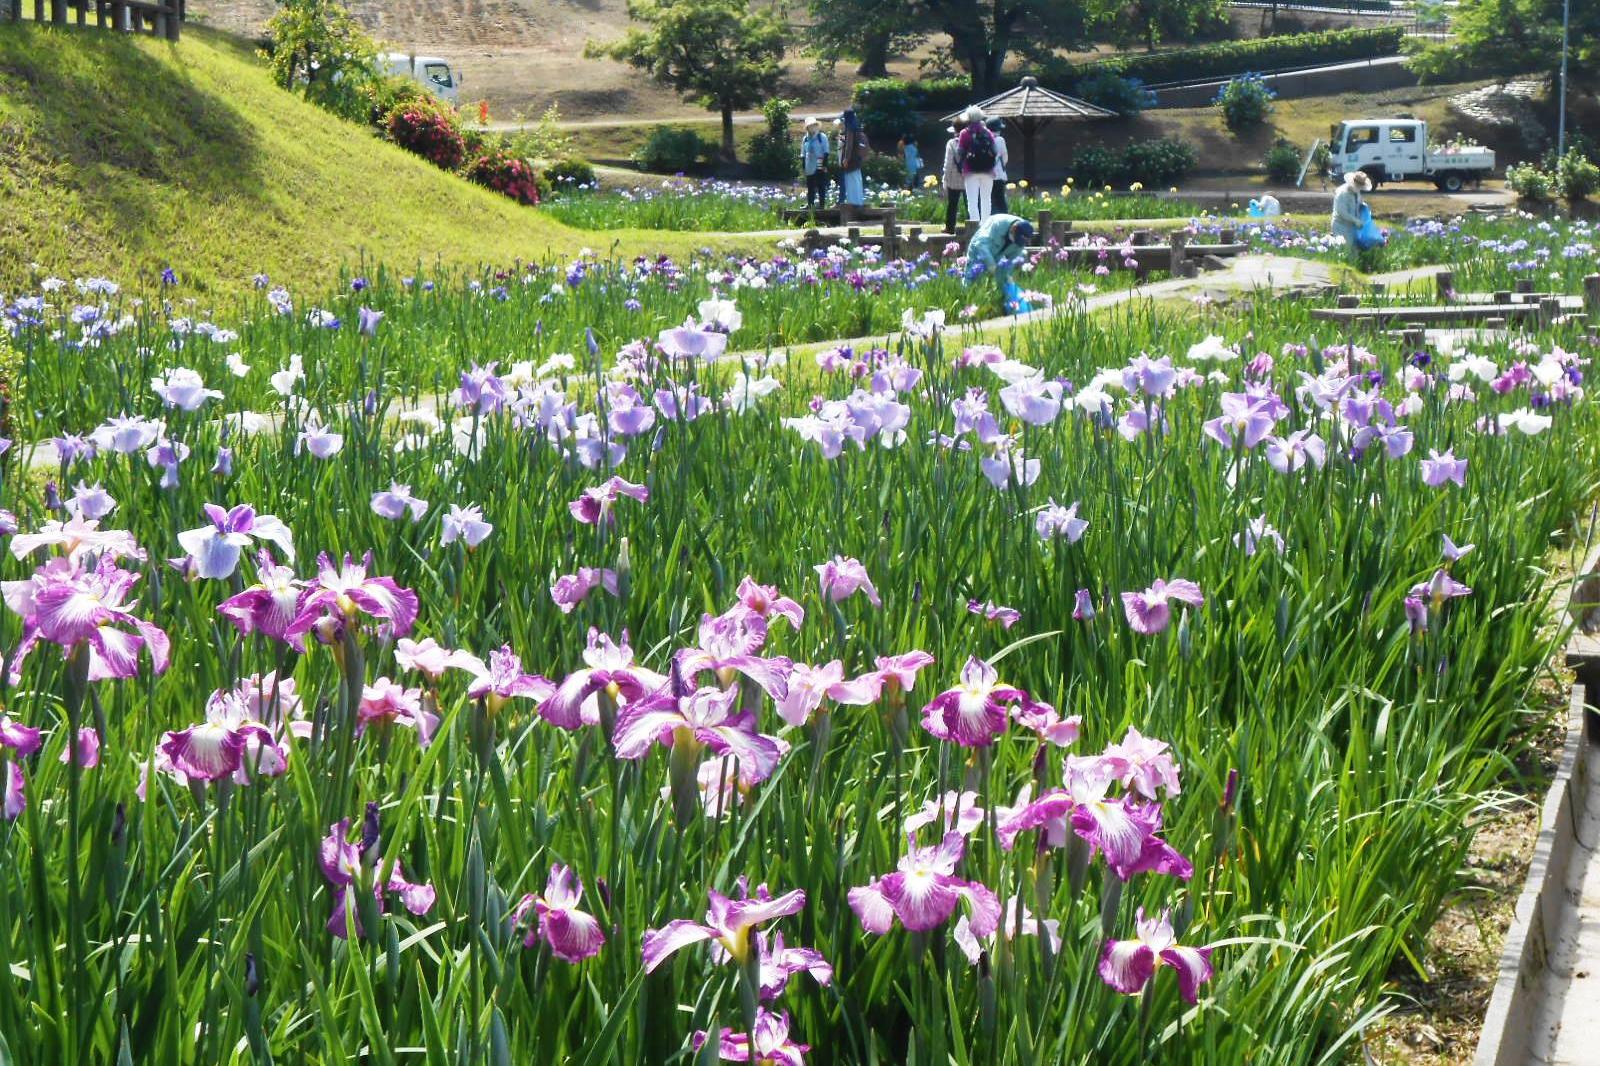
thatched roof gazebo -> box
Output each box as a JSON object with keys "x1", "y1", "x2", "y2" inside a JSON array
[{"x1": 942, "y1": 76, "x2": 1115, "y2": 184}]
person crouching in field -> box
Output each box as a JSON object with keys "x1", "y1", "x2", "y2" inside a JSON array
[
  {"x1": 801, "y1": 117, "x2": 831, "y2": 211},
  {"x1": 965, "y1": 213, "x2": 1035, "y2": 308},
  {"x1": 942, "y1": 121, "x2": 967, "y2": 233}
]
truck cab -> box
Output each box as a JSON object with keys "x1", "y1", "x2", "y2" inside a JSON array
[
  {"x1": 1330, "y1": 118, "x2": 1494, "y2": 191},
  {"x1": 379, "y1": 53, "x2": 462, "y2": 105}
]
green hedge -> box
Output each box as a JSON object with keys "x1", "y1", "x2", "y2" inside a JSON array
[
  {"x1": 1054, "y1": 26, "x2": 1405, "y2": 86},
  {"x1": 855, "y1": 27, "x2": 1403, "y2": 119}
]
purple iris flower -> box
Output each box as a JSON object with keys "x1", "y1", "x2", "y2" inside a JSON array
[
  {"x1": 1121, "y1": 354, "x2": 1176, "y2": 397},
  {"x1": 371, "y1": 482, "x2": 428, "y2": 522},
  {"x1": 319, "y1": 809, "x2": 435, "y2": 940},
  {"x1": 1036, "y1": 498, "x2": 1088, "y2": 542},
  {"x1": 1073, "y1": 588, "x2": 1096, "y2": 621},
  {"x1": 1100, "y1": 908, "x2": 1215, "y2": 1004},
  {"x1": 1420, "y1": 448, "x2": 1468, "y2": 487},
  {"x1": 440, "y1": 504, "x2": 493, "y2": 548},
  {"x1": 177, "y1": 503, "x2": 295, "y2": 580},
  {"x1": 675, "y1": 609, "x2": 792, "y2": 699},
  {"x1": 455, "y1": 363, "x2": 509, "y2": 415},
  {"x1": 569, "y1": 477, "x2": 649, "y2": 526},
  {"x1": 511, "y1": 864, "x2": 606, "y2": 963},
  {"x1": 658, "y1": 319, "x2": 728, "y2": 361},
  {"x1": 920, "y1": 657, "x2": 1027, "y2": 747},
  {"x1": 847, "y1": 832, "x2": 1000, "y2": 936},
  {"x1": 357, "y1": 306, "x2": 383, "y2": 336},
  {"x1": 550, "y1": 567, "x2": 620, "y2": 614},
  {"x1": 1121, "y1": 578, "x2": 1204, "y2": 635},
  {"x1": 641, "y1": 880, "x2": 806, "y2": 972},
  {"x1": 458, "y1": 644, "x2": 557, "y2": 719},
  {"x1": 3, "y1": 555, "x2": 172, "y2": 684},
  {"x1": 546, "y1": 629, "x2": 668, "y2": 728},
  {"x1": 815, "y1": 555, "x2": 881, "y2": 608},
  {"x1": 296, "y1": 427, "x2": 344, "y2": 460},
  {"x1": 1202, "y1": 393, "x2": 1277, "y2": 448},
  {"x1": 284, "y1": 552, "x2": 419, "y2": 646},
  {"x1": 218, "y1": 554, "x2": 305, "y2": 643},
  {"x1": 3, "y1": 762, "x2": 23, "y2": 822},
  {"x1": 693, "y1": 1009, "x2": 810, "y2": 1066}
]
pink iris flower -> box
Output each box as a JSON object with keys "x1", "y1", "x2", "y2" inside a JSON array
[
  {"x1": 1013, "y1": 699, "x2": 1081, "y2": 747},
  {"x1": 547, "y1": 629, "x2": 668, "y2": 727},
  {"x1": 675, "y1": 609, "x2": 792, "y2": 700},
  {"x1": 1099, "y1": 907, "x2": 1215, "y2": 1004},
  {"x1": 319, "y1": 806, "x2": 436, "y2": 940},
  {"x1": 60, "y1": 727, "x2": 101, "y2": 768},
  {"x1": 919, "y1": 657, "x2": 1027, "y2": 747},
  {"x1": 754, "y1": 930, "x2": 833, "y2": 1000},
  {"x1": 847, "y1": 831, "x2": 1000, "y2": 937},
  {"x1": 357, "y1": 677, "x2": 438, "y2": 747},
  {"x1": 734, "y1": 576, "x2": 805, "y2": 630},
  {"x1": 775, "y1": 660, "x2": 882, "y2": 727},
  {"x1": 966, "y1": 599, "x2": 1020, "y2": 629},
  {"x1": 1120, "y1": 578, "x2": 1204, "y2": 635},
  {"x1": 512, "y1": 864, "x2": 606, "y2": 963},
  {"x1": 4, "y1": 555, "x2": 171, "y2": 684},
  {"x1": 0, "y1": 716, "x2": 43, "y2": 757},
  {"x1": 614, "y1": 685, "x2": 785, "y2": 786},
  {"x1": 394, "y1": 637, "x2": 482, "y2": 680},
  {"x1": 692, "y1": 1008, "x2": 809, "y2": 1066},
  {"x1": 10, "y1": 515, "x2": 143, "y2": 565},
  {"x1": 568, "y1": 477, "x2": 649, "y2": 526},
  {"x1": 903, "y1": 789, "x2": 986, "y2": 838},
  {"x1": 150, "y1": 675, "x2": 302, "y2": 794},
  {"x1": 815, "y1": 556, "x2": 882, "y2": 608},
  {"x1": 550, "y1": 567, "x2": 620, "y2": 613},
  {"x1": 1102, "y1": 726, "x2": 1183, "y2": 799},
  {"x1": 953, "y1": 895, "x2": 1062, "y2": 966},
  {"x1": 217, "y1": 553, "x2": 305, "y2": 643},
  {"x1": 284, "y1": 552, "x2": 419, "y2": 646},
  {"x1": 641, "y1": 880, "x2": 806, "y2": 971},
  {"x1": 996, "y1": 756, "x2": 1192, "y2": 882},
  {"x1": 3, "y1": 762, "x2": 23, "y2": 822},
  {"x1": 459, "y1": 645, "x2": 556, "y2": 720}
]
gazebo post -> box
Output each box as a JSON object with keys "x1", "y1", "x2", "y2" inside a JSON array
[{"x1": 1021, "y1": 116, "x2": 1043, "y2": 186}]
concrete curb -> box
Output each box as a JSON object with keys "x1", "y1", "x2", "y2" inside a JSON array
[
  {"x1": 1472, "y1": 682, "x2": 1593, "y2": 1065},
  {"x1": 1473, "y1": 539, "x2": 1600, "y2": 1065}
]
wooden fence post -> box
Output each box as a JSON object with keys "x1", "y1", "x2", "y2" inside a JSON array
[{"x1": 165, "y1": 0, "x2": 179, "y2": 40}]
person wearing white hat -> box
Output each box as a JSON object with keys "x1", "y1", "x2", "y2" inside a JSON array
[
  {"x1": 801, "y1": 117, "x2": 831, "y2": 211},
  {"x1": 1330, "y1": 170, "x2": 1372, "y2": 258},
  {"x1": 941, "y1": 120, "x2": 967, "y2": 233},
  {"x1": 956, "y1": 105, "x2": 998, "y2": 223}
]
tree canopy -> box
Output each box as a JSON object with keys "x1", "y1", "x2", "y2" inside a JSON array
[{"x1": 587, "y1": 0, "x2": 786, "y2": 161}]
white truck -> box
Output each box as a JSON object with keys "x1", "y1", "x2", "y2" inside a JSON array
[
  {"x1": 1329, "y1": 118, "x2": 1495, "y2": 192},
  {"x1": 379, "y1": 53, "x2": 462, "y2": 105}
]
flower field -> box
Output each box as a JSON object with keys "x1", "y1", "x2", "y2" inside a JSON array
[{"x1": 0, "y1": 212, "x2": 1594, "y2": 1065}]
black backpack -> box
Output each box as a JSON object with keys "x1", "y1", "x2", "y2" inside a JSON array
[{"x1": 963, "y1": 125, "x2": 997, "y2": 172}]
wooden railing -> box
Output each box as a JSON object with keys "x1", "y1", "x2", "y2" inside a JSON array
[{"x1": 7, "y1": 0, "x2": 185, "y2": 41}]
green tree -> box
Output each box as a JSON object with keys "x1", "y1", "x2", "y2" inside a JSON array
[
  {"x1": 587, "y1": 0, "x2": 786, "y2": 162},
  {"x1": 806, "y1": 0, "x2": 924, "y2": 77},
  {"x1": 913, "y1": 0, "x2": 1093, "y2": 95},
  {"x1": 1408, "y1": 0, "x2": 1599, "y2": 89},
  {"x1": 1105, "y1": 0, "x2": 1227, "y2": 51},
  {"x1": 264, "y1": 0, "x2": 377, "y2": 113}
]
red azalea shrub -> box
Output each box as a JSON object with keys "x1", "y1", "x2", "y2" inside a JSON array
[
  {"x1": 387, "y1": 102, "x2": 466, "y2": 171},
  {"x1": 465, "y1": 150, "x2": 543, "y2": 206}
]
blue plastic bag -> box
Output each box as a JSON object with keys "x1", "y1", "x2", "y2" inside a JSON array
[
  {"x1": 1002, "y1": 279, "x2": 1032, "y2": 315},
  {"x1": 1354, "y1": 204, "x2": 1386, "y2": 250}
]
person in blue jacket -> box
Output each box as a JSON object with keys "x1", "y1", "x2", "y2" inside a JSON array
[
  {"x1": 965, "y1": 213, "x2": 1035, "y2": 307},
  {"x1": 898, "y1": 134, "x2": 922, "y2": 190}
]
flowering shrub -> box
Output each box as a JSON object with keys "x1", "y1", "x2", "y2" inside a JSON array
[
  {"x1": 1264, "y1": 139, "x2": 1303, "y2": 184},
  {"x1": 1506, "y1": 162, "x2": 1555, "y2": 202},
  {"x1": 386, "y1": 99, "x2": 466, "y2": 170},
  {"x1": 1214, "y1": 74, "x2": 1275, "y2": 133},
  {"x1": 543, "y1": 157, "x2": 598, "y2": 193},
  {"x1": 1556, "y1": 148, "x2": 1600, "y2": 202},
  {"x1": 464, "y1": 149, "x2": 543, "y2": 205}
]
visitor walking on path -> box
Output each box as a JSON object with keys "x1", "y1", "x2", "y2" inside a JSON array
[
  {"x1": 801, "y1": 117, "x2": 831, "y2": 210},
  {"x1": 1330, "y1": 170, "x2": 1371, "y2": 259},
  {"x1": 838, "y1": 108, "x2": 869, "y2": 208},
  {"x1": 988, "y1": 119, "x2": 1011, "y2": 215},
  {"x1": 958, "y1": 106, "x2": 999, "y2": 223},
  {"x1": 899, "y1": 135, "x2": 922, "y2": 191},
  {"x1": 941, "y1": 122, "x2": 966, "y2": 233}
]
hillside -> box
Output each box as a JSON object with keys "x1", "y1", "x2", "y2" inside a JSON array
[{"x1": 0, "y1": 22, "x2": 751, "y2": 295}]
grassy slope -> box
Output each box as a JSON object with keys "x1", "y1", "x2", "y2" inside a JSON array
[{"x1": 0, "y1": 23, "x2": 760, "y2": 295}]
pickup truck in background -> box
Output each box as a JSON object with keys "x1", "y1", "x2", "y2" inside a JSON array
[
  {"x1": 1329, "y1": 118, "x2": 1496, "y2": 191},
  {"x1": 379, "y1": 53, "x2": 462, "y2": 105}
]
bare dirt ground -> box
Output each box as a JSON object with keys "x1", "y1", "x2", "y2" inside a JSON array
[{"x1": 188, "y1": 0, "x2": 947, "y2": 121}]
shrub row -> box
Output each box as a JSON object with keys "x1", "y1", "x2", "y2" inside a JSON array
[
  {"x1": 856, "y1": 26, "x2": 1404, "y2": 118},
  {"x1": 1060, "y1": 26, "x2": 1405, "y2": 87}
]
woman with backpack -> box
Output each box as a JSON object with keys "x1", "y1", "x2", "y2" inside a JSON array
[
  {"x1": 957, "y1": 106, "x2": 998, "y2": 223},
  {"x1": 838, "y1": 108, "x2": 869, "y2": 209}
]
